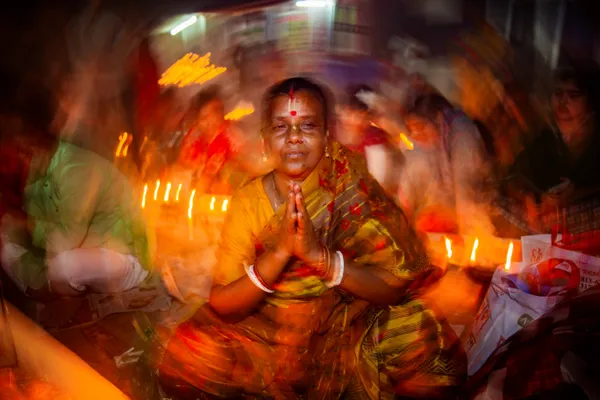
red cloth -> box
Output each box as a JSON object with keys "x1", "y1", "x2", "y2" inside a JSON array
[
  {"x1": 179, "y1": 125, "x2": 235, "y2": 167},
  {"x1": 346, "y1": 126, "x2": 389, "y2": 154}
]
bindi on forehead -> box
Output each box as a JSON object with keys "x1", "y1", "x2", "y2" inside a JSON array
[
  {"x1": 272, "y1": 93, "x2": 320, "y2": 119},
  {"x1": 288, "y1": 88, "x2": 297, "y2": 116}
]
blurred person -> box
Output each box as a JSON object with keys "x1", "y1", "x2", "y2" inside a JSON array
[
  {"x1": 156, "y1": 77, "x2": 466, "y2": 399},
  {"x1": 140, "y1": 88, "x2": 185, "y2": 180},
  {"x1": 337, "y1": 85, "x2": 403, "y2": 193},
  {"x1": 512, "y1": 66, "x2": 600, "y2": 197},
  {"x1": 509, "y1": 66, "x2": 600, "y2": 232},
  {"x1": 402, "y1": 93, "x2": 496, "y2": 237},
  {"x1": 176, "y1": 86, "x2": 240, "y2": 194},
  {"x1": 0, "y1": 133, "x2": 152, "y2": 297}
]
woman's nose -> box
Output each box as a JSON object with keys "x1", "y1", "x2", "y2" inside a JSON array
[{"x1": 286, "y1": 126, "x2": 303, "y2": 143}]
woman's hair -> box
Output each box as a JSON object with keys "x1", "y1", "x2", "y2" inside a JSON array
[
  {"x1": 187, "y1": 85, "x2": 223, "y2": 116},
  {"x1": 407, "y1": 93, "x2": 453, "y2": 122},
  {"x1": 554, "y1": 65, "x2": 600, "y2": 116},
  {"x1": 261, "y1": 77, "x2": 334, "y2": 133}
]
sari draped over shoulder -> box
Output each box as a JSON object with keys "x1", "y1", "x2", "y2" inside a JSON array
[{"x1": 159, "y1": 142, "x2": 466, "y2": 399}]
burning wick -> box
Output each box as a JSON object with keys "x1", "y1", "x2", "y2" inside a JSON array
[
  {"x1": 141, "y1": 184, "x2": 148, "y2": 209},
  {"x1": 164, "y1": 182, "x2": 172, "y2": 202},
  {"x1": 505, "y1": 241, "x2": 514, "y2": 271},
  {"x1": 445, "y1": 237, "x2": 453, "y2": 259},
  {"x1": 470, "y1": 238, "x2": 479, "y2": 262},
  {"x1": 175, "y1": 183, "x2": 183, "y2": 202},
  {"x1": 221, "y1": 198, "x2": 229, "y2": 212},
  {"x1": 188, "y1": 190, "x2": 196, "y2": 219},
  {"x1": 209, "y1": 196, "x2": 216, "y2": 211},
  {"x1": 153, "y1": 180, "x2": 161, "y2": 201}
]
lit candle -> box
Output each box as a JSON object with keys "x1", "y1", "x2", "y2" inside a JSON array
[
  {"x1": 175, "y1": 183, "x2": 183, "y2": 202},
  {"x1": 164, "y1": 182, "x2": 172, "y2": 202},
  {"x1": 221, "y1": 198, "x2": 229, "y2": 212},
  {"x1": 141, "y1": 184, "x2": 148, "y2": 209},
  {"x1": 470, "y1": 238, "x2": 479, "y2": 263},
  {"x1": 153, "y1": 180, "x2": 161, "y2": 201},
  {"x1": 504, "y1": 241, "x2": 514, "y2": 271},
  {"x1": 188, "y1": 189, "x2": 196, "y2": 240},
  {"x1": 445, "y1": 237, "x2": 453, "y2": 259},
  {"x1": 209, "y1": 196, "x2": 216, "y2": 211}
]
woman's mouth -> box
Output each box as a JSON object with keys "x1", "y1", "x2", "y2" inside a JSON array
[{"x1": 284, "y1": 151, "x2": 306, "y2": 159}]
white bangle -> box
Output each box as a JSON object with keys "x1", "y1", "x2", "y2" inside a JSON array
[
  {"x1": 326, "y1": 251, "x2": 345, "y2": 288},
  {"x1": 245, "y1": 265, "x2": 275, "y2": 293}
]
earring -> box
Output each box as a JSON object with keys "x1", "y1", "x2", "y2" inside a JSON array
[
  {"x1": 324, "y1": 130, "x2": 331, "y2": 158},
  {"x1": 261, "y1": 137, "x2": 269, "y2": 162}
]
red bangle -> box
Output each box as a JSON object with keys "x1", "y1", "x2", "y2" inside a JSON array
[{"x1": 253, "y1": 265, "x2": 274, "y2": 292}]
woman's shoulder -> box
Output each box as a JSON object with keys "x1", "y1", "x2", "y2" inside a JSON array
[{"x1": 231, "y1": 176, "x2": 267, "y2": 204}]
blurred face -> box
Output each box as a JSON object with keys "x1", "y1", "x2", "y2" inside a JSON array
[
  {"x1": 551, "y1": 80, "x2": 590, "y2": 132},
  {"x1": 264, "y1": 91, "x2": 326, "y2": 180},
  {"x1": 338, "y1": 107, "x2": 368, "y2": 142},
  {"x1": 195, "y1": 99, "x2": 225, "y2": 132},
  {"x1": 405, "y1": 115, "x2": 440, "y2": 147}
]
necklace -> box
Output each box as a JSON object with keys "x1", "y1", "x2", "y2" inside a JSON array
[{"x1": 271, "y1": 173, "x2": 284, "y2": 206}]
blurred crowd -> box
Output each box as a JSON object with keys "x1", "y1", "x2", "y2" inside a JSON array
[{"x1": 1, "y1": 3, "x2": 600, "y2": 400}]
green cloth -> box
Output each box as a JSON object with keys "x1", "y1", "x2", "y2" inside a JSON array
[{"x1": 14, "y1": 141, "x2": 152, "y2": 290}]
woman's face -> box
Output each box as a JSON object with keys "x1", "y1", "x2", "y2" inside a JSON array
[
  {"x1": 195, "y1": 99, "x2": 225, "y2": 132},
  {"x1": 264, "y1": 91, "x2": 326, "y2": 180},
  {"x1": 405, "y1": 115, "x2": 439, "y2": 147},
  {"x1": 551, "y1": 80, "x2": 590, "y2": 132}
]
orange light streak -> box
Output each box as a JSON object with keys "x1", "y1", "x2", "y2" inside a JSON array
[
  {"x1": 470, "y1": 238, "x2": 479, "y2": 262},
  {"x1": 164, "y1": 182, "x2": 172, "y2": 202},
  {"x1": 141, "y1": 184, "x2": 148, "y2": 209},
  {"x1": 188, "y1": 190, "x2": 196, "y2": 219},
  {"x1": 445, "y1": 237, "x2": 453, "y2": 259},
  {"x1": 115, "y1": 132, "x2": 128, "y2": 157},
  {"x1": 153, "y1": 180, "x2": 161, "y2": 201},
  {"x1": 175, "y1": 183, "x2": 183, "y2": 202},
  {"x1": 505, "y1": 242, "x2": 514, "y2": 271}
]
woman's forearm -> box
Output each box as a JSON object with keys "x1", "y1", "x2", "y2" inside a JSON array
[
  {"x1": 208, "y1": 249, "x2": 289, "y2": 321},
  {"x1": 337, "y1": 258, "x2": 408, "y2": 306}
]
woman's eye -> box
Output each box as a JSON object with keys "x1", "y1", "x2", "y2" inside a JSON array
[
  {"x1": 300, "y1": 122, "x2": 316, "y2": 131},
  {"x1": 272, "y1": 124, "x2": 287, "y2": 132}
]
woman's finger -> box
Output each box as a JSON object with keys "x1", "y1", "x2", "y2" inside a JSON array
[
  {"x1": 295, "y1": 192, "x2": 309, "y2": 232},
  {"x1": 286, "y1": 191, "x2": 296, "y2": 233}
]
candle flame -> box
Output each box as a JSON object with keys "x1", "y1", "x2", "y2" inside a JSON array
[
  {"x1": 470, "y1": 238, "x2": 479, "y2": 262},
  {"x1": 175, "y1": 183, "x2": 183, "y2": 202},
  {"x1": 164, "y1": 182, "x2": 172, "y2": 202},
  {"x1": 221, "y1": 198, "x2": 229, "y2": 212},
  {"x1": 445, "y1": 237, "x2": 453, "y2": 259},
  {"x1": 505, "y1": 241, "x2": 514, "y2": 271},
  {"x1": 153, "y1": 180, "x2": 161, "y2": 201},
  {"x1": 141, "y1": 184, "x2": 148, "y2": 209},
  {"x1": 209, "y1": 196, "x2": 216, "y2": 211},
  {"x1": 115, "y1": 132, "x2": 128, "y2": 157},
  {"x1": 188, "y1": 189, "x2": 196, "y2": 219}
]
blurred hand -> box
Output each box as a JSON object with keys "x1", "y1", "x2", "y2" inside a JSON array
[
  {"x1": 274, "y1": 186, "x2": 297, "y2": 260},
  {"x1": 291, "y1": 183, "x2": 322, "y2": 267}
]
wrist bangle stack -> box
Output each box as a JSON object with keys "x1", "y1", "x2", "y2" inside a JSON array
[{"x1": 245, "y1": 264, "x2": 275, "y2": 293}]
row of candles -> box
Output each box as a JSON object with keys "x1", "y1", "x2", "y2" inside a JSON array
[
  {"x1": 141, "y1": 180, "x2": 230, "y2": 240},
  {"x1": 442, "y1": 236, "x2": 515, "y2": 272}
]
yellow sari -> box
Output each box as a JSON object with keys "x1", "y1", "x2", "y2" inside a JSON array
[{"x1": 159, "y1": 142, "x2": 466, "y2": 399}]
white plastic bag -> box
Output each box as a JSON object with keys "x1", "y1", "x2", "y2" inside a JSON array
[
  {"x1": 465, "y1": 266, "x2": 567, "y2": 376},
  {"x1": 520, "y1": 234, "x2": 553, "y2": 266},
  {"x1": 548, "y1": 246, "x2": 600, "y2": 292}
]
